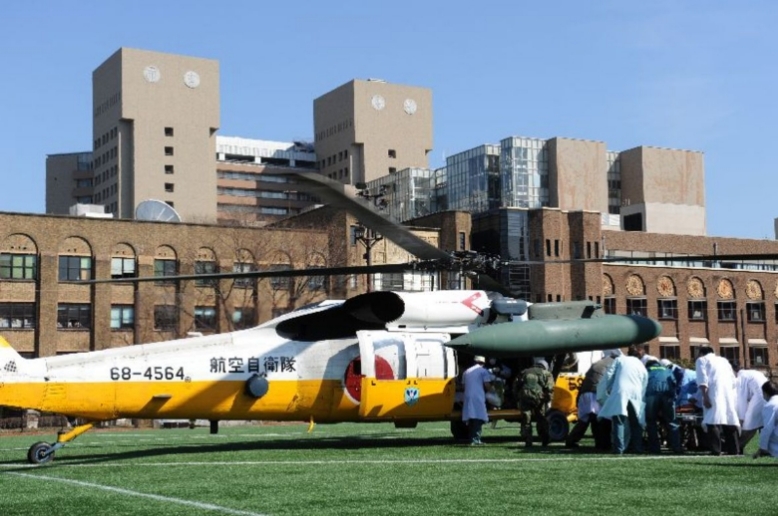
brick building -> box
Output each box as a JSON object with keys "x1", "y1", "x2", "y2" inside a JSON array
[
  {"x1": 0, "y1": 212, "x2": 329, "y2": 357},
  {"x1": 472, "y1": 207, "x2": 778, "y2": 373}
]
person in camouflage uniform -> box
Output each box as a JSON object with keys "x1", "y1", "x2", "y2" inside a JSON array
[{"x1": 515, "y1": 358, "x2": 554, "y2": 447}]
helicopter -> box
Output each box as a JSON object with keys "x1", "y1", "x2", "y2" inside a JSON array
[{"x1": 0, "y1": 171, "x2": 682, "y2": 465}]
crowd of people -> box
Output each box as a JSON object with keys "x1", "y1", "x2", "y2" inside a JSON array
[{"x1": 459, "y1": 346, "x2": 778, "y2": 458}]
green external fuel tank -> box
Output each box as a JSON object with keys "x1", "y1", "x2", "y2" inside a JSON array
[{"x1": 446, "y1": 314, "x2": 663, "y2": 358}]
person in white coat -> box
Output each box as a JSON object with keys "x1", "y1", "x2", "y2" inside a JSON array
[
  {"x1": 736, "y1": 367, "x2": 768, "y2": 451},
  {"x1": 462, "y1": 356, "x2": 493, "y2": 445},
  {"x1": 597, "y1": 352, "x2": 648, "y2": 454},
  {"x1": 753, "y1": 381, "x2": 778, "y2": 459},
  {"x1": 696, "y1": 346, "x2": 740, "y2": 455}
]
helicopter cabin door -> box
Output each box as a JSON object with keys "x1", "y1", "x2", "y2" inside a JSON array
[{"x1": 357, "y1": 330, "x2": 455, "y2": 420}]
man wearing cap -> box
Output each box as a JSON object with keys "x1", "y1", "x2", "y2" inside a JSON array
[
  {"x1": 565, "y1": 349, "x2": 621, "y2": 450},
  {"x1": 515, "y1": 358, "x2": 554, "y2": 447},
  {"x1": 462, "y1": 355, "x2": 493, "y2": 445}
]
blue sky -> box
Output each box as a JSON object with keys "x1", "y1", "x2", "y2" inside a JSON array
[{"x1": 1, "y1": 1, "x2": 776, "y2": 239}]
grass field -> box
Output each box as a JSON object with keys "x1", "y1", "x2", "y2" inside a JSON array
[{"x1": 0, "y1": 421, "x2": 776, "y2": 516}]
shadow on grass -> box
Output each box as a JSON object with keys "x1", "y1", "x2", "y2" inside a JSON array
[{"x1": 0, "y1": 433, "x2": 528, "y2": 469}]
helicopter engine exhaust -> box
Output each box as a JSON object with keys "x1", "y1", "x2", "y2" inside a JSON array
[{"x1": 342, "y1": 291, "x2": 406, "y2": 324}]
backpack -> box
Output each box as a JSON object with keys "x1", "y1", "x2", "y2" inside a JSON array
[{"x1": 517, "y1": 367, "x2": 550, "y2": 403}]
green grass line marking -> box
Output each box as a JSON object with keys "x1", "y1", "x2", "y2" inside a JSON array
[{"x1": 7, "y1": 472, "x2": 268, "y2": 516}]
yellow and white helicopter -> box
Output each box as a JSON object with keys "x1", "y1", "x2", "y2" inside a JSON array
[
  {"x1": 0, "y1": 285, "x2": 662, "y2": 465},
  {"x1": 0, "y1": 172, "x2": 665, "y2": 464}
]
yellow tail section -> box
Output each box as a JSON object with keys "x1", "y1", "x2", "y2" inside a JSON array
[{"x1": 0, "y1": 336, "x2": 23, "y2": 371}]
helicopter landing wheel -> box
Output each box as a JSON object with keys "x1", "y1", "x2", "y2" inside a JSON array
[{"x1": 27, "y1": 441, "x2": 55, "y2": 465}]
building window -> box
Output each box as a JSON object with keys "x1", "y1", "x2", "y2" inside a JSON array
[
  {"x1": 269, "y1": 265, "x2": 291, "y2": 290},
  {"x1": 154, "y1": 259, "x2": 177, "y2": 284},
  {"x1": 233, "y1": 262, "x2": 255, "y2": 288},
  {"x1": 459, "y1": 232, "x2": 466, "y2": 251},
  {"x1": 195, "y1": 260, "x2": 217, "y2": 287},
  {"x1": 111, "y1": 257, "x2": 136, "y2": 279},
  {"x1": 688, "y1": 300, "x2": 707, "y2": 321},
  {"x1": 388, "y1": 149, "x2": 396, "y2": 159},
  {"x1": 0, "y1": 253, "x2": 37, "y2": 280},
  {"x1": 164, "y1": 146, "x2": 174, "y2": 156},
  {"x1": 554, "y1": 240, "x2": 560, "y2": 257},
  {"x1": 166, "y1": 201, "x2": 175, "y2": 208},
  {"x1": 165, "y1": 183, "x2": 174, "y2": 193},
  {"x1": 154, "y1": 305, "x2": 179, "y2": 331},
  {"x1": 388, "y1": 167, "x2": 397, "y2": 174},
  {"x1": 58, "y1": 256, "x2": 92, "y2": 282},
  {"x1": 573, "y1": 242, "x2": 581, "y2": 259},
  {"x1": 657, "y1": 299, "x2": 678, "y2": 320},
  {"x1": 586, "y1": 242, "x2": 592, "y2": 259},
  {"x1": 626, "y1": 298, "x2": 647, "y2": 316},
  {"x1": 110, "y1": 305, "x2": 134, "y2": 330},
  {"x1": 165, "y1": 165, "x2": 174, "y2": 174},
  {"x1": 747, "y1": 302, "x2": 765, "y2": 322},
  {"x1": 164, "y1": 127, "x2": 174, "y2": 137},
  {"x1": 717, "y1": 301, "x2": 736, "y2": 321},
  {"x1": 194, "y1": 306, "x2": 217, "y2": 330},
  {"x1": 749, "y1": 347, "x2": 769, "y2": 367},
  {"x1": 57, "y1": 304, "x2": 91, "y2": 329},
  {"x1": 0, "y1": 303, "x2": 35, "y2": 328},
  {"x1": 307, "y1": 267, "x2": 326, "y2": 291},
  {"x1": 232, "y1": 307, "x2": 255, "y2": 330},
  {"x1": 659, "y1": 345, "x2": 680, "y2": 359},
  {"x1": 721, "y1": 347, "x2": 740, "y2": 367},
  {"x1": 545, "y1": 239, "x2": 551, "y2": 257}
]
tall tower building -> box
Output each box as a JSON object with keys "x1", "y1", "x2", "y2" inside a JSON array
[
  {"x1": 90, "y1": 48, "x2": 220, "y2": 222},
  {"x1": 313, "y1": 79, "x2": 433, "y2": 185}
]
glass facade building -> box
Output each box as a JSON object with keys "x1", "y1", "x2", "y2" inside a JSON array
[
  {"x1": 365, "y1": 168, "x2": 436, "y2": 222},
  {"x1": 445, "y1": 145, "x2": 501, "y2": 212},
  {"x1": 499, "y1": 137, "x2": 549, "y2": 209}
]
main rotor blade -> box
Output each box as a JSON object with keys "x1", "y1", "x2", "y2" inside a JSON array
[
  {"x1": 86, "y1": 263, "x2": 416, "y2": 284},
  {"x1": 504, "y1": 252, "x2": 778, "y2": 266},
  {"x1": 277, "y1": 171, "x2": 450, "y2": 261},
  {"x1": 277, "y1": 171, "x2": 516, "y2": 297}
]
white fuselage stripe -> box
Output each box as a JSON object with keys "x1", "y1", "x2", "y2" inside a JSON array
[{"x1": 7, "y1": 472, "x2": 268, "y2": 516}]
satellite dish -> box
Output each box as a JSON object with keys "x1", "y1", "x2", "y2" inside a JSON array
[{"x1": 135, "y1": 199, "x2": 182, "y2": 222}]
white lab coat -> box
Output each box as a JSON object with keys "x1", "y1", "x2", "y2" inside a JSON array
[
  {"x1": 759, "y1": 395, "x2": 778, "y2": 457},
  {"x1": 597, "y1": 355, "x2": 648, "y2": 426},
  {"x1": 462, "y1": 364, "x2": 491, "y2": 422},
  {"x1": 736, "y1": 369, "x2": 768, "y2": 431},
  {"x1": 696, "y1": 354, "x2": 740, "y2": 428}
]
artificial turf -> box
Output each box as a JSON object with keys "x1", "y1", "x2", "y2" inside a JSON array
[{"x1": 0, "y1": 421, "x2": 776, "y2": 515}]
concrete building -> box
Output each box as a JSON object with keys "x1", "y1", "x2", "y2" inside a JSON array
[
  {"x1": 373, "y1": 137, "x2": 706, "y2": 238},
  {"x1": 313, "y1": 79, "x2": 433, "y2": 185},
  {"x1": 215, "y1": 137, "x2": 318, "y2": 225},
  {"x1": 46, "y1": 48, "x2": 220, "y2": 222}
]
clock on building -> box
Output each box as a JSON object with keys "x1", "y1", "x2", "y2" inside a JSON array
[
  {"x1": 143, "y1": 65, "x2": 161, "y2": 83},
  {"x1": 184, "y1": 71, "x2": 201, "y2": 89},
  {"x1": 371, "y1": 94, "x2": 385, "y2": 111}
]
